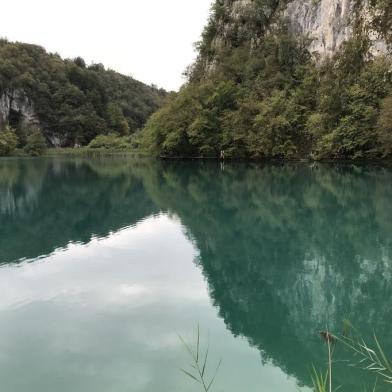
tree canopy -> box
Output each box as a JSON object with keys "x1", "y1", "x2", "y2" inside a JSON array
[
  {"x1": 0, "y1": 39, "x2": 166, "y2": 147},
  {"x1": 142, "y1": 0, "x2": 392, "y2": 160}
]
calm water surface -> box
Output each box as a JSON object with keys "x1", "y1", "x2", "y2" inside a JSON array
[{"x1": 1, "y1": 158, "x2": 392, "y2": 392}]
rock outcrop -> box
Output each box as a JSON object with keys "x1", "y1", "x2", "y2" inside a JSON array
[
  {"x1": 0, "y1": 90, "x2": 68, "y2": 146},
  {"x1": 212, "y1": 0, "x2": 389, "y2": 59},
  {"x1": 285, "y1": 0, "x2": 388, "y2": 57},
  {"x1": 0, "y1": 90, "x2": 39, "y2": 129}
]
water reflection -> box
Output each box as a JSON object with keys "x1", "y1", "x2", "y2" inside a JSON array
[
  {"x1": 0, "y1": 158, "x2": 158, "y2": 264},
  {"x1": 150, "y1": 163, "x2": 392, "y2": 389},
  {"x1": 1, "y1": 158, "x2": 392, "y2": 391}
]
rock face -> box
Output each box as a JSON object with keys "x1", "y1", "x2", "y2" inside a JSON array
[
  {"x1": 285, "y1": 0, "x2": 388, "y2": 57},
  {"x1": 0, "y1": 90, "x2": 39, "y2": 130},
  {"x1": 0, "y1": 90, "x2": 66, "y2": 145},
  {"x1": 215, "y1": 0, "x2": 388, "y2": 58},
  {"x1": 0, "y1": 90, "x2": 89, "y2": 147},
  {"x1": 285, "y1": 0, "x2": 354, "y2": 57}
]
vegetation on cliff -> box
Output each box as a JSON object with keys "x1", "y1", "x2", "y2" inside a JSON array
[
  {"x1": 143, "y1": 0, "x2": 392, "y2": 160},
  {"x1": 0, "y1": 39, "x2": 166, "y2": 149},
  {"x1": 0, "y1": 125, "x2": 18, "y2": 156}
]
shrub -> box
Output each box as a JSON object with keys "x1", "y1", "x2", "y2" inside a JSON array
[
  {"x1": 24, "y1": 127, "x2": 47, "y2": 156},
  {"x1": 88, "y1": 134, "x2": 130, "y2": 150},
  {"x1": 0, "y1": 125, "x2": 19, "y2": 156},
  {"x1": 377, "y1": 95, "x2": 392, "y2": 157}
]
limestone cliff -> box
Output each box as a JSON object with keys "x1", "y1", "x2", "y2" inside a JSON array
[
  {"x1": 285, "y1": 0, "x2": 388, "y2": 57},
  {"x1": 208, "y1": 0, "x2": 389, "y2": 60},
  {"x1": 0, "y1": 90, "x2": 38, "y2": 130},
  {"x1": 146, "y1": 0, "x2": 392, "y2": 159},
  {"x1": 0, "y1": 90, "x2": 69, "y2": 147}
]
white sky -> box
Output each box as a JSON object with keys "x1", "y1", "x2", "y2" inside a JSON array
[{"x1": 0, "y1": 0, "x2": 213, "y2": 91}]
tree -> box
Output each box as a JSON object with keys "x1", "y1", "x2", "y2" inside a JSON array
[
  {"x1": 221, "y1": 98, "x2": 260, "y2": 158},
  {"x1": 107, "y1": 103, "x2": 130, "y2": 136},
  {"x1": 24, "y1": 126, "x2": 47, "y2": 156},
  {"x1": 377, "y1": 96, "x2": 392, "y2": 157},
  {"x1": 0, "y1": 40, "x2": 166, "y2": 147},
  {"x1": 0, "y1": 125, "x2": 19, "y2": 156},
  {"x1": 143, "y1": 0, "x2": 392, "y2": 160},
  {"x1": 88, "y1": 134, "x2": 129, "y2": 150},
  {"x1": 251, "y1": 91, "x2": 307, "y2": 159}
]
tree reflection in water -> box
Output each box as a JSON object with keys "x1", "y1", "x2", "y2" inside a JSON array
[{"x1": 1, "y1": 158, "x2": 392, "y2": 389}]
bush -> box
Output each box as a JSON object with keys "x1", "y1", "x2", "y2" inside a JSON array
[
  {"x1": 0, "y1": 125, "x2": 19, "y2": 156},
  {"x1": 88, "y1": 134, "x2": 130, "y2": 150},
  {"x1": 24, "y1": 127, "x2": 47, "y2": 156},
  {"x1": 377, "y1": 95, "x2": 392, "y2": 157}
]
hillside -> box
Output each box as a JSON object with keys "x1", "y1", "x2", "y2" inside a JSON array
[
  {"x1": 143, "y1": 0, "x2": 392, "y2": 160},
  {"x1": 0, "y1": 39, "x2": 166, "y2": 147}
]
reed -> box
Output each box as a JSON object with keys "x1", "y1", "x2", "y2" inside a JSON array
[
  {"x1": 179, "y1": 324, "x2": 392, "y2": 391},
  {"x1": 178, "y1": 325, "x2": 222, "y2": 392},
  {"x1": 338, "y1": 333, "x2": 392, "y2": 385}
]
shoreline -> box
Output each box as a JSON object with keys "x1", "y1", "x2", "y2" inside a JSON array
[{"x1": 1, "y1": 148, "x2": 392, "y2": 165}]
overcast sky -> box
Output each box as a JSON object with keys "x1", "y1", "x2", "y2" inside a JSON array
[{"x1": 1, "y1": 0, "x2": 213, "y2": 91}]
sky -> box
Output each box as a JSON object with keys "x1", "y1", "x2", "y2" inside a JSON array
[{"x1": 1, "y1": 0, "x2": 213, "y2": 91}]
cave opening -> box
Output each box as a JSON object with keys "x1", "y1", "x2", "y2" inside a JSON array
[{"x1": 8, "y1": 108, "x2": 23, "y2": 129}]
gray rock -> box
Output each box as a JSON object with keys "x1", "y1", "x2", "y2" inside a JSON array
[
  {"x1": 211, "y1": 0, "x2": 388, "y2": 59},
  {"x1": 0, "y1": 89, "x2": 39, "y2": 129},
  {"x1": 284, "y1": 0, "x2": 388, "y2": 58}
]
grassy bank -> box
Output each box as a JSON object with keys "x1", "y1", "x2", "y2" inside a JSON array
[
  {"x1": 43, "y1": 147, "x2": 150, "y2": 158},
  {"x1": 0, "y1": 147, "x2": 151, "y2": 159}
]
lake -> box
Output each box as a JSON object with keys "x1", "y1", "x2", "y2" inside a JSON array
[{"x1": 0, "y1": 157, "x2": 392, "y2": 392}]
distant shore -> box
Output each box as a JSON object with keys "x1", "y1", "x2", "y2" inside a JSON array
[
  {"x1": 2, "y1": 148, "x2": 392, "y2": 164},
  {"x1": 0, "y1": 148, "x2": 150, "y2": 159}
]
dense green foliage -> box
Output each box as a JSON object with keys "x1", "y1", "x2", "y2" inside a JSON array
[
  {"x1": 370, "y1": 0, "x2": 392, "y2": 46},
  {"x1": 143, "y1": 0, "x2": 392, "y2": 160},
  {"x1": 24, "y1": 126, "x2": 47, "y2": 156},
  {"x1": 0, "y1": 125, "x2": 18, "y2": 156},
  {"x1": 0, "y1": 39, "x2": 166, "y2": 147},
  {"x1": 88, "y1": 134, "x2": 131, "y2": 150}
]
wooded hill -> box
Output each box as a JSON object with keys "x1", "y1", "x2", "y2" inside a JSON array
[
  {"x1": 143, "y1": 0, "x2": 392, "y2": 160},
  {"x1": 0, "y1": 39, "x2": 166, "y2": 147}
]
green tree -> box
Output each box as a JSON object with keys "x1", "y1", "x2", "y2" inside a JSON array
[
  {"x1": 88, "y1": 134, "x2": 129, "y2": 150},
  {"x1": 24, "y1": 127, "x2": 47, "y2": 156},
  {"x1": 0, "y1": 40, "x2": 166, "y2": 147},
  {"x1": 142, "y1": 0, "x2": 391, "y2": 160},
  {"x1": 107, "y1": 103, "x2": 130, "y2": 136},
  {"x1": 377, "y1": 96, "x2": 392, "y2": 157},
  {"x1": 221, "y1": 98, "x2": 260, "y2": 158},
  {"x1": 251, "y1": 91, "x2": 307, "y2": 159},
  {"x1": 0, "y1": 125, "x2": 19, "y2": 156}
]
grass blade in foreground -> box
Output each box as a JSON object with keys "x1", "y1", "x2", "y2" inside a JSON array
[{"x1": 178, "y1": 326, "x2": 222, "y2": 392}]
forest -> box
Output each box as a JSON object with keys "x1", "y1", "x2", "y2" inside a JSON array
[
  {"x1": 142, "y1": 0, "x2": 392, "y2": 160},
  {"x1": 1, "y1": 0, "x2": 392, "y2": 160},
  {"x1": 0, "y1": 39, "x2": 166, "y2": 153}
]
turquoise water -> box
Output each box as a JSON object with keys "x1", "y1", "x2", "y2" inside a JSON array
[{"x1": 1, "y1": 157, "x2": 392, "y2": 391}]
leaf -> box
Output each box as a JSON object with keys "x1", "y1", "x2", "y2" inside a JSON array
[
  {"x1": 179, "y1": 368, "x2": 200, "y2": 384},
  {"x1": 202, "y1": 335, "x2": 210, "y2": 377},
  {"x1": 206, "y1": 359, "x2": 222, "y2": 392},
  {"x1": 178, "y1": 333, "x2": 195, "y2": 360},
  {"x1": 196, "y1": 323, "x2": 200, "y2": 364},
  {"x1": 374, "y1": 334, "x2": 392, "y2": 372}
]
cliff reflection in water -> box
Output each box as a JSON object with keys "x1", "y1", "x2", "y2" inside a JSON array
[
  {"x1": 1, "y1": 158, "x2": 392, "y2": 389},
  {"x1": 154, "y1": 162, "x2": 392, "y2": 389}
]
